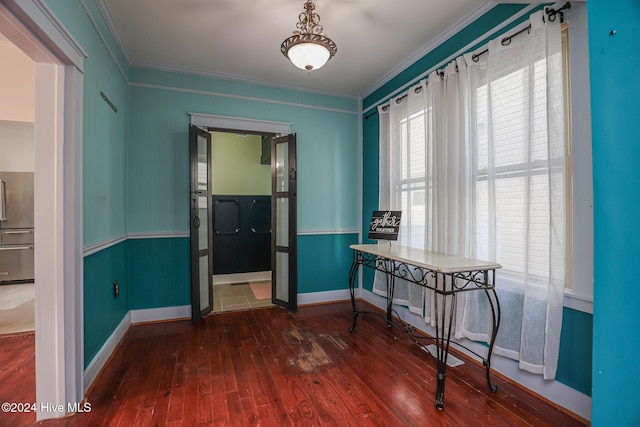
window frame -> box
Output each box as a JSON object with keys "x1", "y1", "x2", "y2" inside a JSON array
[{"x1": 390, "y1": 18, "x2": 594, "y2": 313}]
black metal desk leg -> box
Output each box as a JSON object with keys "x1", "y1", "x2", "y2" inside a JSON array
[
  {"x1": 483, "y1": 283, "x2": 501, "y2": 393},
  {"x1": 348, "y1": 259, "x2": 360, "y2": 332},
  {"x1": 434, "y1": 286, "x2": 457, "y2": 409},
  {"x1": 385, "y1": 262, "x2": 395, "y2": 325}
]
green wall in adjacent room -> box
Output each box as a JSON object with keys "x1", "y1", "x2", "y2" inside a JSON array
[{"x1": 211, "y1": 132, "x2": 270, "y2": 196}]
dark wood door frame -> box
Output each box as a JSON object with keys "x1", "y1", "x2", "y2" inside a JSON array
[{"x1": 189, "y1": 125, "x2": 213, "y2": 322}]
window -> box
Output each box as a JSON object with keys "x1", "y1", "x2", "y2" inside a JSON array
[
  {"x1": 392, "y1": 25, "x2": 574, "y2": 294},
  {"x1": 377, "y1": 7, "x2": 590, "y2": 379},
  {"x1": 561, "y1": 21, "x2": 574, "y2": 291},
  {"x1": 397, "y1": 109, "x2": 429, "y2": 248},
  {"x1": 472, "y1": 44, "x2": 570, "y2": 290}
]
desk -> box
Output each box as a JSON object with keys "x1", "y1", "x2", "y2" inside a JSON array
[{"x1": 348, "y1": 244, "x2": 502, "y2": 409}]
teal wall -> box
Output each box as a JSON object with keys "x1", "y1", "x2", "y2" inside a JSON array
[
  {"x1": 127, "y1": 238, "x2": 191, "y2": 310},
  {"x1": 46, "y1": 2, "x2": 630, "y2": 419},
  {"x1": 557, "y1": 307, "x2": 593, "y2": 396},
  {"x1": 588, "y1": 0, "x2": 640, "y2": 424},
  {"x1": 44, "y1": 0, "x2": 131, "y2": 366},
  {"x1": 45, "y1": 0, "x2": 129, "y2": 81},
  {"x1": 83, "y1": 242, "x2": 128, "y2": 367},
  {"x1": 360, "y1": 4, "x2": 592, "y2": 399},
  {"x1": 298, "y1": 234, "x2": 359, "y2": 294},
  {"x1": 125, "y1": 68, "x2": 359, "y2": 309},
  {"x1": 83, "y1": 237, "x2": 190, "y2": 366},
  {"x1": 126, "y1": 68, "x2": 359, "y2": 234},
  {"x1": 47, "y1": 1, "x2": 360, "y2": 365},
  {"x1": 45, "y1": 0, "x2": 129, "y2": 246}
]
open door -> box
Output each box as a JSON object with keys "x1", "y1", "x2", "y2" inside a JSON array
[
  {"x1": 271, "y1": 134, "x2": 297, "y2": 311},
  {"x1": 189, "y1": 125, "x2": 213, "y2": 322}
]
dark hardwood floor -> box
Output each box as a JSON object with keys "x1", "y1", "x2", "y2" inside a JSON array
[
  {"x1": 0, "y1": 332, "x2": 36, "y2": 426},
  {"x1": 2, "y1": 301, "x2": 587, "y2": 426}
]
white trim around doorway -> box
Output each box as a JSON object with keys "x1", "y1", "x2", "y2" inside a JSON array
[
  {"x1": 189, "y1": 113, "x2": 292, "y2": 135},
  {"x1": 0, "y1": 0, "x2": 86, "y2": 420}
]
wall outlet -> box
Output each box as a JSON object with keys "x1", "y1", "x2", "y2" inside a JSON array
[{"x1": 113, "y1": 281, "x2": 120, "y2": 298}]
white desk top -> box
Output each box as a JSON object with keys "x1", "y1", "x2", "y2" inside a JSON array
[{"x1": 351, "y1": 244, "x2": 501, "y2": 274}]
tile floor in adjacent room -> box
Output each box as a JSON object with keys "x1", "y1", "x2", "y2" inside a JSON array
[
  {"x1": 0, "y1": 283, "x2": 35, "y2": 335},
  {"x1": 212, "y1": 271, "x2": 274, "y2": 313},
  {"x1": 212, "y1": 282, "x2": 274, "y2": 313},
  {"x1": 0, "y1": 275, "x2": 272, "y2": 328}
]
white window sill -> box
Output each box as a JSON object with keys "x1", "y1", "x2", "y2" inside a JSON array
[
  {"x1": 497, "y1": 274, "x2": 593, "y2": 315},
  {"x1": 563, "y1": 291, "x2": 593, "y2": 314}
]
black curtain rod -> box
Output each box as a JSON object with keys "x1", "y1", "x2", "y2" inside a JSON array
[
  {"x1": 472, "y1": 2, "x2": 571, "y2": 63},
  {"x1": 364, "y1": 84, "x2": 425, "y2": 120},
  {"x1": 545, "y1": 1, "x2": 572, "y2": 23},
  {"x1": 364, "y1": 109, "x2": 378, "y2": 120},
  {"x1": 365, "y1": 2, "x2": 571, "y2": 120},
  {"x1": 471, "y1": 24, "x2": 531, "y2": 62}
]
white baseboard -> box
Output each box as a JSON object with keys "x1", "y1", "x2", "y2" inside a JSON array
[
  {"x1": 357, "y1": 288, "x2": 592, "y2": 422},
  {"x1": 130, "y1": 305, "x2": 191, "y2": 324},
  {"x1": 83, "y1": 311, "x2": 131, "y2": 393},
  {"x1": 299, "y1": 289, "x2": 351, "y2": 305},
  {"x1": 83, "y1": 305, "x2": 190, "y2": 394},
  {"x1": 213, "y1": 271, "x2": 270, "y2": 285}
]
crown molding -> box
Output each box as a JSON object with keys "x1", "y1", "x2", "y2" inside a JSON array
[{"x1": 361, "y1": 3, "x2": 496, "y2": 100}]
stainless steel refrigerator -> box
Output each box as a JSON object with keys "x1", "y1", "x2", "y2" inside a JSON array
[{"x1": 0, "y1": 172, "x2": 34, "y2": 284}]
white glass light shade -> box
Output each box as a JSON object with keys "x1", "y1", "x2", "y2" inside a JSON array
[{"x1": 286, "y1": 42, "x2": 331, "y2": 71}]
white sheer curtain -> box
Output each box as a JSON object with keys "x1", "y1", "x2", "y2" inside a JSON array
[
  {"x1": 374, "y1": 64, "x2": 474, "y2": 330},
  {"x1": 375, "y1": 80, "x2": 429, "y2": 314},
  {"x1": 375, "y1": 10, "x2": 566, "y2": 379}
]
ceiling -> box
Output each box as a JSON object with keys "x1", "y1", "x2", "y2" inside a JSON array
[{"x1": 100, "y1": 0, "x2": 512, "y2": 99}]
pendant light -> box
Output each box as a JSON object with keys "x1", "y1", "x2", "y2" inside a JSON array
[{"x1": 281, "y1": 1, "x2": 337, "y2": 73}]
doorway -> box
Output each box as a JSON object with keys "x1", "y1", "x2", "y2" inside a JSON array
[
  {"x1": 0, "y1": 2, "x2": 85, "y2": 420},
  {"x1": 209, "y1": 131, "x2": 274, "y2": 313},
  {"x1": 0, "y1": 35, "x2": 35, "y2": 335},
  {"x1": 188, "y1": 114, "x2": 297, "y2": 321}
]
